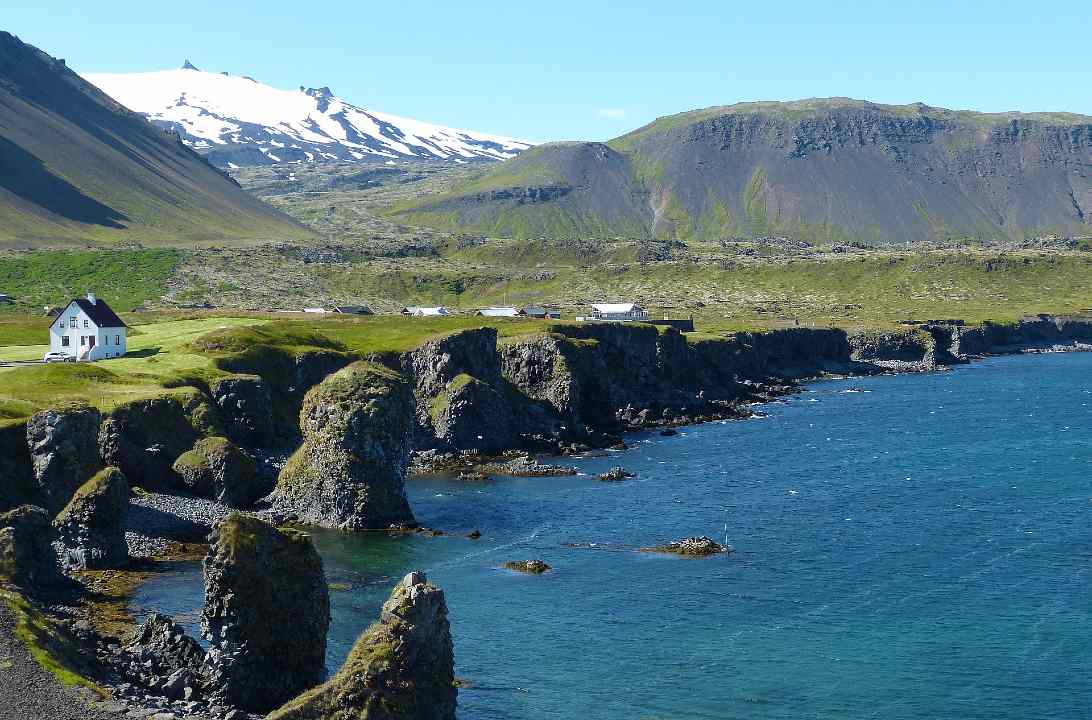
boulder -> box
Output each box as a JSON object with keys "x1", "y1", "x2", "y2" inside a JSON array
[
  {"x1": 268, "y1": 571, "x2": 456, "y2": 720},
  {"x1": 270, "y1": 362, "x2": 416, "y2": 530},
  {"x1": 26, "y1": 403, "x2": 102, "y2": 513},
  {"x1": 52, "y1": 466, "x2": 129, "y2": 570},
  {"x1": 0, "y1": 505, "x2": 60, "y2": 588},
  {"x1": 172, "y1": 437, "x2": 262, "y2": 508},
  {"x1": 209, "y1": 374, "x2": 274, "y2": 448},
  {"x1": 99, "y1": 390, "x2": 213, "y2": 491},
  {"x1": 202, "y1": 514, "x2": 330, "y2": 714}
]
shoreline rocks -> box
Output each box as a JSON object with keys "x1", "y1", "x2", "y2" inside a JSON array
[
  {"x1": 641, "y1": 537, "x2": 731, "y2": 557},
  {"x1": 201, "y1": 514, "x2": 330, "y2": 714},
  {"x1": 479, "y1": 457, "x2": 578, "y2": 477},
  {"x1": 268, "y1": 570, "x2": 456, "y2": 720}
]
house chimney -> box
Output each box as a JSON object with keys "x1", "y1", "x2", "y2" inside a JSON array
[{"x1": 87, "y1": 292, "x2": 97, "y2": 305}]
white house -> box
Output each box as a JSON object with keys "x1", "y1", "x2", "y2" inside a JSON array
[
  {"x1": 48, "y1": 293, "x2": 127, "y2": 361},
  {"x1": 589, "y1": 303, "x2": 649, "y2": 322},
  {"x1": 402, "y1": 306, "x2": 451, "y2": 317}
]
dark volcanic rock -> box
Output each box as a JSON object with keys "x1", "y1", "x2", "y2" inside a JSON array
[
  {"x1": 0, "y1": 505, "x2": 60, "y2": 588},
  {"x1": 270, "y1": 362, "x2": 416, "y2": 529},
  {"x1": 26, "y1": 403, "x2": 102, "y2": 513},
  {"x1": 503, "y1": 559, "x2": 551, "y2": 574},
  {"x1": 52, "y1": 466, "x2": 129, "y2": 570},
  {"x1": 268, "y1": 570, "x2": 456, "y2": 720},
  {"x1": 99, "y1": 390, "x2": 215, "y2": 491},
  {"x1": 405, "y1": 328, "x2": 516, "y2": 453},
  {"x1": 209, "y1": 374, "x2": 275, "y2": 448},
  {"x1": 0, "y1": 420, "x2": 34, "y2": 513},
  {"x1": 642, "y1": 536, "x2": 731, "y2": 557},
  {"x1": 202, "y1": 514, "x2": 330, "y2": 714},
  {"x1": 478, "y1": 457, "x2": 577, "y2": 477},
  {"x1": 172, "y1": 437, "x2": 262, "y2": 508},
  {"x1": 597, "y1": 466, "x2": 634, "y2": 482},
  {"x1": 119, "y1": 613, "x2": 207, "y2": 696}
]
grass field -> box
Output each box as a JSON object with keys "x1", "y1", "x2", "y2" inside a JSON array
[{"x1": 0, "y1": 317, "x2": 266, "y2": 421}]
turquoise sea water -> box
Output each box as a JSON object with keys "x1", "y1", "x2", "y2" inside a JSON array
[{"x1": 133, "y1": 353, "x2": 1092, "y2": 719}]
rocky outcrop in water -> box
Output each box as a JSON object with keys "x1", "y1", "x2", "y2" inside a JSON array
[
  {"x1": 268, "y1": 570, "x2": 456, "y2": 720},
  {"x1": 172, "y1": 437, "x2": 262, "y2": 508},
  {"x1": 271, "y1": 362, "x2": 416, "y2": 529},
  {"x1": 0, "y1": 505, "x2": 60, "y2": 589},
  {"x1": 99, "y1": 390, "x2": 215, "y2": 491},
  {"x1": 209, "y1": 374, "x2": 274, "y2": 448},
  {"x1": 26, "y1": 403, "x2": 102, "y2": 513},
  {"x1": 201, "y1": 514, "x2": 330, "y2": 714},
  {"x1": 503, "y1": 560, "x2": 551, "y2": 574},
  {"x1": 642, "y1": 536, "x2": 731, "y2": 557},
  {"x1": 52, "y1": 466, "x2": 129, "y2": 570},
  {"x1": 598, "y1": 467, "x2": 634, "y2": 482}
]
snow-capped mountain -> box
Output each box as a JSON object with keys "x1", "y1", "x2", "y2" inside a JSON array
[{"x1": 83, "y1": 62, "x2": 533, "y2": 168}]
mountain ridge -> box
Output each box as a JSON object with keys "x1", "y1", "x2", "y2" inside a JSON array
[
  {"x1": 392, "y1": 97, "x2": 1092, "y2": 245},
  {"x1": 0, "y1": 31, "x2": 312, "y2": 247},
  {"x1": 83, "y1": 64, "x2": 533, "y2": 168}
]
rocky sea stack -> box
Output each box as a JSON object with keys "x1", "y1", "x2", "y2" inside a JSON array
[
  {"x1": 202, "y1": 514, "x2": 330, "y2": 713},
  {"x1": 271, "y1": 362, "x2": 416, "y2": 529},
  {"x1": 269, "y1": 570, "x2": 456, "y2": 720},
  {"x1": 52, "y1": 466, "x2": 129, "y2": 571}
]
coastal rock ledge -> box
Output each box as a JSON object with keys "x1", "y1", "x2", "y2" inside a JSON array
[
  {"x1": 269, "y1": 570, "x2": 457, "y2": 720},
  {"x1": 642, "y1": 536, "x2": 732, "y2": 557},
  {"x1": 270, "y1": 362, "x2": 416, "y2": 529}
]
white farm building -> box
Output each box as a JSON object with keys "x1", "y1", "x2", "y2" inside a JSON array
[
  {"x1": 48, "y1": 293, "x2": 127, "y2": 361},
  {"x1": 590, "y1": 303, "x2": 649, "y2": 322}
]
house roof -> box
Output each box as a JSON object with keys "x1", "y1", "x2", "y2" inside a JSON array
[
  {"x1": 403, "y1": 306, "x2": 450, "y2": 316},
  {"x1": 476, "y1": 307, "x2": 520, "y2": 317},
  {"x1": 333, "y1": 306, "x2": 373, "y2": 315},
  {"x1": 50, "y1": 297, "x2": 127, "y2": 329},
  {"x1": 592, "y1": 303, "x2": 642, "y2": 313}
]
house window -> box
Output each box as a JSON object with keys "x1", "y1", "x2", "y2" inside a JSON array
[
  {"x1": 115, "y1": 335, "x2": 121, "y2": 345},
  {"x1": 70, "y1": 316, "x2": 77, "y2": 326},
  {"x1": 80, "y1": 336, "x2": 86, "y2": 346},
  {"x1": 61, "y1": 336, "x2": 70, "y2": 347},
  {"x1": 83, "y1": 319, "x2": 88, "y2": 328},
  {"x1": 59, "y1": 321, "x2": 66, "y2": 329}
]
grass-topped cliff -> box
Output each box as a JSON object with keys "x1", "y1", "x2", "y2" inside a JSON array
[{"x1": 389, "y1": 98, "x2": 1092, "y2": 245}]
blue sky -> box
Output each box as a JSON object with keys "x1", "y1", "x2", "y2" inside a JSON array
[{"x1": 6, "y1": 1, "x2": 1090, "y2": 142}]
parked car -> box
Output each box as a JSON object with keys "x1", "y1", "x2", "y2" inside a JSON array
[{"x1": 43, "y1": 351, "x2": 74, "y2": 363}]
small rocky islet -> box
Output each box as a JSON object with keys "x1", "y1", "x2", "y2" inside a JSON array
[{"x1": 3, "y1": 317, "x2": 1092, "y2": 718}]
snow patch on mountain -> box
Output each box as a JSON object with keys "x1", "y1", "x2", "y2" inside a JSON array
[{"x1": 82, "y1": 65, "x2": 532, "y2": 167}]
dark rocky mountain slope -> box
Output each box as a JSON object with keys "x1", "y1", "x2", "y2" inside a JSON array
[
  {"x1": 0, "y1": 31, "x2": 312, "y2": 247},
  {"x1": 393, "y1": 98, "x2": 1092, "y2": 245}
]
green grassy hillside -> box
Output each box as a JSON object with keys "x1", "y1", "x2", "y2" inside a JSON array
[
  {"x1": 0, "y1": 31, "x2": 313, "y2": 248},
  {"x1": 391, "y1": 98, "x2": 1092, "y2": 245}
]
